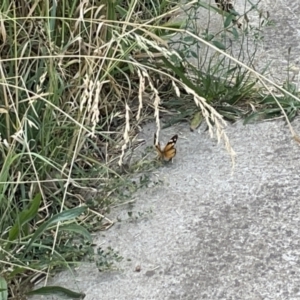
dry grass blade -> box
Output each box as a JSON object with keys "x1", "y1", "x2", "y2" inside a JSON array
[{"x1": 118, "y1": 103, "x2": 131, "y2": 166}]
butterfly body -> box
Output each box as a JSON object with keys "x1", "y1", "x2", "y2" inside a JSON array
[{"x1": 154, "y1": 134, "x2": 178, "y2": 161}]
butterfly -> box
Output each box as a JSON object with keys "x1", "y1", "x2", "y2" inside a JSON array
[{"x1": 154, "y1": 133, "x2": 178, "y2": 161}]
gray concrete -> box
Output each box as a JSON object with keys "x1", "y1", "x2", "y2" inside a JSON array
[
  {"x1": 30, "y1": 0, "x2": 300, "y2": 299},
  {"x1": 32, "y1": 120, "x2": 300, "y2": 299}
]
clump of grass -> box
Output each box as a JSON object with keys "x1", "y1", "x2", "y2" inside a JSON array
[{"x1": 0, "y1": 0, "x2": 200, "y2": 297}]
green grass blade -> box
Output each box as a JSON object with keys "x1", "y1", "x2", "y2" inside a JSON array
[
  {"x1": 8, "y1": 193, "x2": 41, "y2": 241},
  {"x1": 24, "y1": 206, "x2": 87, "y2": 253},
  {"x1": 26, "y1": 286, "x2": 85, "y2": 299},
  {"x1": 161, "y1": 57, "x2": 203, "y2": 97},
  {"x1": 0, "y1": 277, "x2": 8, "y2": 300},
  {"x1": 59, "y1": 224, "x2": 92, "y2": 243}
]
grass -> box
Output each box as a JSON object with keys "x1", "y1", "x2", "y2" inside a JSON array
[{"x1": 1, "y1": 0, "x2": 300, "y2": 298}]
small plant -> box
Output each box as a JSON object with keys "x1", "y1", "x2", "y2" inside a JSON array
[{"x1": 94, "y1": 247, "x2": 123, "y2": 272}]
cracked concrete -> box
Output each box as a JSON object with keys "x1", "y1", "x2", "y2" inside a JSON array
[{"x1": 29, "y1": 0, "x2": 300, "y2": 299}]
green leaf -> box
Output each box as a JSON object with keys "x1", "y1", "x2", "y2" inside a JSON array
[
  {"x1": 212, "y1": 40, "x2": 226, "y2": 50},
  {"x1": 183, "y1": 36, "x2": 194, "y2": 42},
  {"x1": 243, "y1": 112, "x2": 261, "y2": 124},
  {"x1": 8, "y1": 193, "x2": 41, "y2": 241},
  {"x1": 205, "y1": 33, "x2": 215, "y2": 41},
  {"x1": 161, "y1": 22, "x2": 184, "y2": 30},
  {"x1": 264, "y1": 108, "x2": 281, "y2": 114},
  {"x1": 224, "y1": 14, "x2": 234, "y2": 28},
  {"x1": 26, "y1": 286, "x2": 85, "y2": 299},
  {"x1": 0, "y1": 277, "x2": 8, "y2": 300},
  {"x1": 287, "y1": 109, "x2": 297, "y2": 121},
  {"x1": 24, "y1": 206, "x2": 87, "y2": 253},
  {"x1": 115, "y1": 5, "x2": 127, "y2": 18},
  {"x1": 197, "y1": 1, "x2": 221, "y2": 13},
  {"x1": 226, "y1": 66, "x2": 238, "y2": 75},
  {"x1": 231, "y1": 27, "x2": 239, "y2": 39},
  {"x1": 228, "y1": 8, "x2": 239, "y2": 16},
  {"x1": 60, "y1": 224, "x2": 92, "y2": 242},
  {"x1": 190, "y1": 111, "x2": 203, "y2": 131},
  {"x1": 243, "y1": 108, "x2": 281, "y2": 124},
  {"x1": 190, "y1": 51, "x2": 198, "y2": 59}
]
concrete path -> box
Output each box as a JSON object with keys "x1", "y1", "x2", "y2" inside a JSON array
[
  {"x1": 30, "y1": 0, "x2": 300, "y2": 299},
  {"x1": 33, "y1": 119, "x2": 300, "y2": 299}
]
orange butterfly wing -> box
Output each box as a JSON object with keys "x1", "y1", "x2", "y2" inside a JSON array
[{"x1": 154, "y1": 134, "x2": 178, "y2": 161}]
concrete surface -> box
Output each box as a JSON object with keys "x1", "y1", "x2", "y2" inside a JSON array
[
  {"x1": 29, "y1": 0, "x2": 300, "y2": 299},
  {"x1": 32, "y1": 119, "x2": 300, "y2": 299}
]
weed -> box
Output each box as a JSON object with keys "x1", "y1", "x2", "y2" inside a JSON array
[{"x1": 94, "y1": 247, "x2": 123, "y2": 272}]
